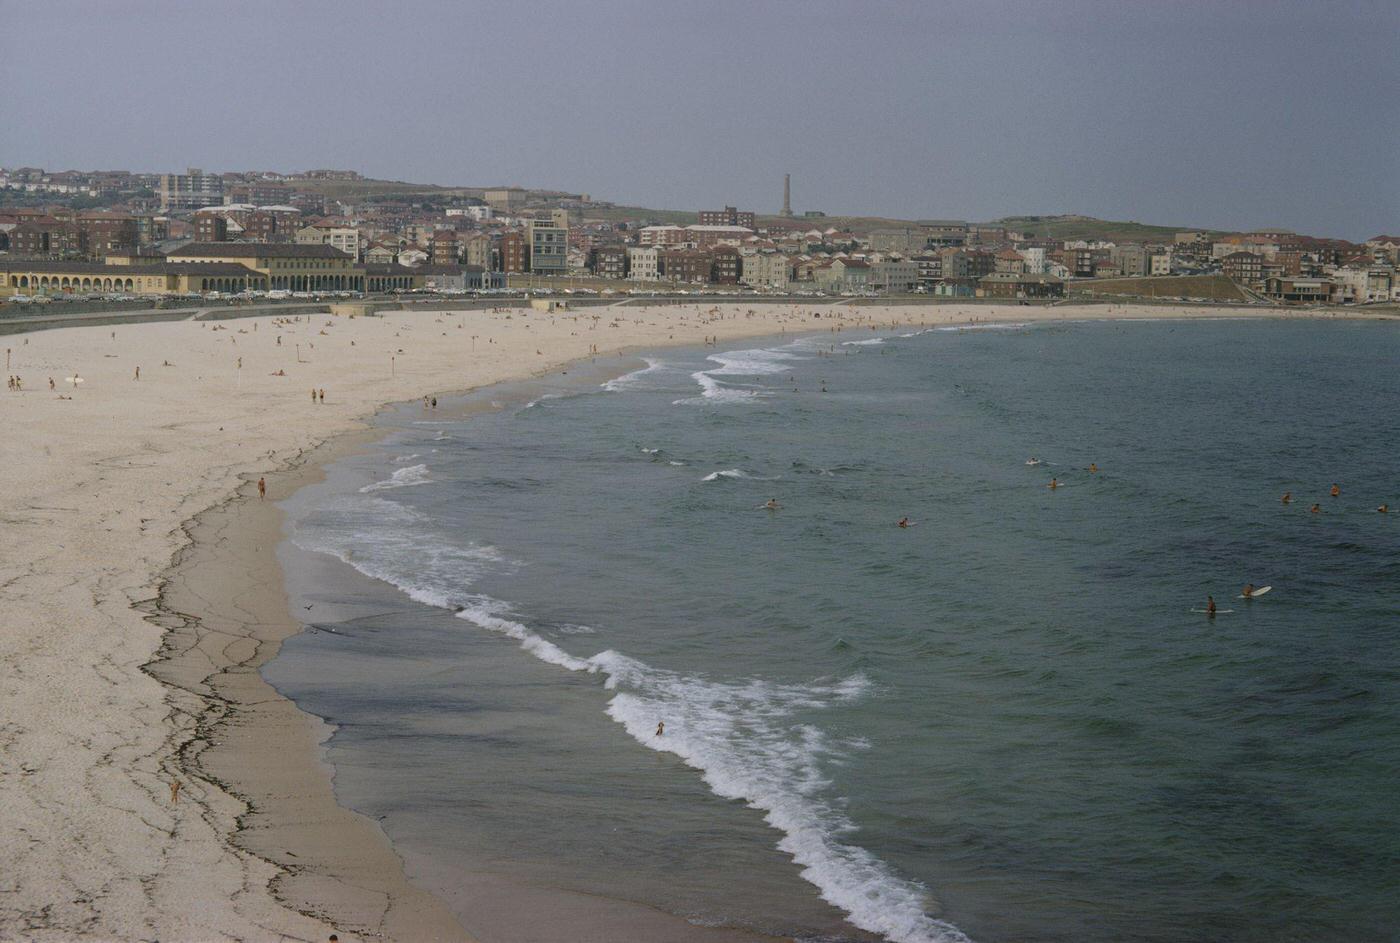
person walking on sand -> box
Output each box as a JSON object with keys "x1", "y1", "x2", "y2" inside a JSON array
[
  {"x1": 134, "y1": 365, "x2": 140, "y2": 381},
  {"x1": 319, "y1": 388, "x2": 325, "y2": 403},
  {"x1": 311, "y1": 387, "x2": 317, "y2": 403},
  {"x1": 258, "y1": 477, "x2": 266, "y2": 500}
]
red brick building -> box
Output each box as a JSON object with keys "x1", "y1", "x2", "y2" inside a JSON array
[
  {"x1": 431, "y1": 230, "x2": 460, "y2": 265},
  {"x1": 499, "y1": 231, "x2": 526, "y2": 273},
  {"x1": 1221, "y1": 251, "x2": 1264, "y2": 283},
  {"x1": 710, "y1": 245, "x2": 741, "y2": 284},
  {"x1": 589, "y1": 245, "x2": 628, "y2": 279},
  {"x1": 195, "y1": 214, "x2": 230, "y2": 242},
  {"x1": 8, "y1": 217, "x2": 81, "y2": 257},
  {"x1": 659, "y1": 248, "x2": 712, "y2": 283},
  {"x1": 76, "y1": 212, "x2": 139, "y2": 258},
  {"x1": 698, "y1": 206, "x2": 755, "y2": 229}
]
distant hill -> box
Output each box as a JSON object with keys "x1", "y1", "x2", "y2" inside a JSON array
[
  {"x1": 279, "y1": 179, "x2": 1235, "y2": 241},
  {"x1": 985, "y1": 215, "x2": 1226, "y2": 244}
]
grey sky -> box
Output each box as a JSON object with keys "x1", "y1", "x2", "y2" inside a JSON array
[{"x1": 2, "y1": 0, "x2": 1395, "y2": 238}]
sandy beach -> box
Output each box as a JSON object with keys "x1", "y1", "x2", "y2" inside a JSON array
[{"x1": 0, "y1": 299, "x2": 1386, "y2": 941}]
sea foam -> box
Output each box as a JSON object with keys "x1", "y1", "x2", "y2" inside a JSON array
[{"x1": 359, "y1": 463, "x2": 432, "y2": 493}]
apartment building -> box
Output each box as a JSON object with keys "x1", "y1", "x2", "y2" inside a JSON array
[
  {"x1": 589, "y1": 245, "x2": 628, "y2": 279},
  {"x1": 740, "y1": 250, "x2": 791, "y2": 289},
  {"x1": 627, "y1": 245, "x2": 660, "y2": 281},
  {"x1": 159, "y1": 168, "x2": 223, "y2": 211},
  {"x1": 526, "y1": 220, "x2": 567, "y2": 274},
  {"x1": 699, "y1": 206, "x2": 756, "y2": 228},
  {"x1": 296, "y1": 222, "x2": 362, "y2": 260}
]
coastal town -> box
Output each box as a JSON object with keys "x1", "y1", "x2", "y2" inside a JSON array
[{"x1": 2, "y1": 165, "x2": 1397, "y2": 307}]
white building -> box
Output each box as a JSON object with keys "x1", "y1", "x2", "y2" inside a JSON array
[
  {"x1": 627, "y1": 245, "x2": 660, "y2": 281},
  {"x1": 740, "y1": 250, "x2": 791, "y2": 289},
  {"x1": 296, "y1": 224, "x2": 362, "y2": 260},
  {"x1": 1151, "y1": 253, "x2": 1172, "y2": 276},
  {"x1": 1020, "y1": 246, "x2": 1047, "y2": 274},
  {"x1": 446, "y1": 205, "x2": 494, "y2": 221},
  {"x1": 869, "y1": 259, "x2": 919, "y2": 292}
]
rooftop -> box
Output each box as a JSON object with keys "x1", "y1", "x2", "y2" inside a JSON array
[{"x1": 169, "y1": 242, "x2": 352, "y2": 259}]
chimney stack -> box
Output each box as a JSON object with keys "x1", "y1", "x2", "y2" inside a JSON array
[{"x1": 781, "y1": 174, "x2": 793, "y2": 217}]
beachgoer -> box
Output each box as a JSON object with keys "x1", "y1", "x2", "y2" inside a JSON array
[
  {"x1": 311, "y1": 388, "x2": 317, "y2": 402},
  {"x1": 319, "y1": 388, "x2": 325, "y2": 403},
  {"x1": 258, "y1": 477, "x2": 266, "y2": 500},
  {"x1": 48, "y1": 377, "x2": 54, "y2": 390},
  {"x1": 170, "y1": 781, "x2": 180, "y2": 803},
  {"x1": 1048, "y1": 478, "x2": 1059, "y2": 489},
  {"x1": 1206, "y1": 595, "x2": 1216, "y2": 616},
  {"x1": 1242, "y1": 583, "x2": 1254, "y2": 598},
  {"x1": 134, "y1": 366, "x2": 140, "y2": 381},
  {"x1": 431, "y1": 397, "x2": 437, "y2": 408},
  {"x1": 1310, "y1": 503, "x2": 1321, "y2": 513},
  {"x1": 1281, "y1": 491, "x2": 1292, "y2": 504},
  {"x1": 1330, "y1": 483, "x2": 1340, "y2": 497},
  {"x1": 1088, "y1": 463, "x2": 1098, "y2": 473},
  {"x1": 655, "y1": 721, "x2": 664, "y2": 737},
  {"x1": 897, "y1": 517, "x2": 910, "y2": 528},
  {"x1": 1379, "y1": 504, "x2": 1389, "y2": 513},
  {"x1": 764, "y1": 498, "x2": 781, "y2": 510}
]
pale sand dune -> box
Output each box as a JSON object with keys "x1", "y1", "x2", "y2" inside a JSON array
[{"x1": 0, "y1": 300, "x2": 1355, "y2": 940}]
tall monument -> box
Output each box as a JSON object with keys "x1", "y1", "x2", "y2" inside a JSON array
[{"x1": 781, "y1": 173, "x2": 793, "y2": 217}]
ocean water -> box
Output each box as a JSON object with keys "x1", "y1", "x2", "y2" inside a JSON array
[{"x1": 268, "y1": 318, "x2": 1400, "y2": 942}]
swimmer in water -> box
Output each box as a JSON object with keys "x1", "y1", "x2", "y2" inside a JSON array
[
  {"x1": 1330, "y1": 484, "x2": 1341, "y2": 497},
  {"x1": 1242, "y1": 583, "x2": 1255, "y2": 598},
  {"x1": 1310, "y1": 503, "x2": 1321, "y2": 513},
  {"x1": 1088, "y1": 463, "x2": 1098, "y2": 473},
  {"x1": 1207, "y1": 595, "x2": 1217, "y2": 616},
  {"x1": 1379, "y1": 504, "x2": 1389, "y2": 513},
  {"x1": 1281, "y1": 491, "x2": 1292, "y2": 504},
  {"x1": 655, "y1": 721, "x2": 664, "y2": 737},
  {"x1": 764, "y1": 498, "x2": 782, "y2": 510},
  {"x1": 897, "y1": 517, "x2": 910, "y2": 528},
  {"x1": 1048, "y1": 478, "x2": 1059, "y2": 489},
  {"x1": 1026, "y1": 458, "x2": 1042, "y2": 466}
]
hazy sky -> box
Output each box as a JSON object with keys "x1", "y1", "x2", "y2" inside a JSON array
[{"x1": 2, "y1": 0, "x2": 1396, "y2": 238}]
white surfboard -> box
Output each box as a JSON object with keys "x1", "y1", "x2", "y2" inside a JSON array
[
  {"x1": 65, "y1": 376, "x2": 85, "y2": 384},
  {"x1": 1191, "y1": 608, "x2": 1234, "y2": 614},
  {"x1": 1239, "y1": 586, "x2": 1272, "y2": 599}
]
